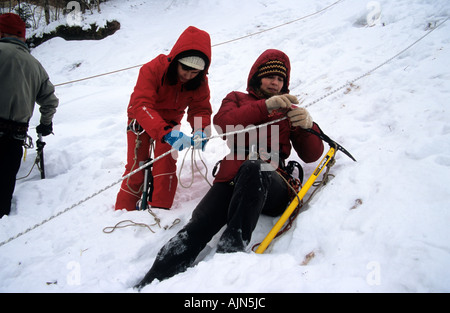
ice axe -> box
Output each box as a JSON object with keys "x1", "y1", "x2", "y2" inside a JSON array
[
  {"x1": 36, "y1": 133, "x2": 46, "y2": 179},
  {"x1": 255, "y1": 126, "x2": 356, "y2": 254}
]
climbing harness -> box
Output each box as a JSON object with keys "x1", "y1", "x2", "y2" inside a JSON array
[
  {"x1": 16, "y1": 135, "x2": 34, "y2": 180},
  {"x1": 255, "y1": 128, "x2": 356, "y2": 254},
  {"x1": 284, "y1": 160, "x2": 304, "y2": 184},
  {"x1": 17, "y1": 133, "x2": 46, "y2": 180},
  {"x1": 126, "y1": 119, "x2": 150, "y2": 196}
]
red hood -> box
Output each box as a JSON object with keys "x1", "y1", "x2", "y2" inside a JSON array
[
  {"x1": 246, "y1": 49, "x2": 291, "y2": 94},
  {"x1": 168, "y1": 26, "x2": 212, "y2": 73}
]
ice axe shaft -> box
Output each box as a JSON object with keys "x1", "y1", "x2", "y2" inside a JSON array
[
  {"x1": 36, "y1": 133, "x2": 46, "y2": 179},
  {"x1": 140, "y1": 166, "x2": 151, "y2": 211},
  {"x1": 255, "y1": 146, "x2": 336, "y2": 254}
]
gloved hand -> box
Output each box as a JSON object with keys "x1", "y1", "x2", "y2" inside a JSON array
[
  {"x1": 36, "y1": 122, "x2": 53, "y2": 136},
  {"x1": 163, "y1": 130, "x2": 192, "y2": 151},
  {"x1": 265, "y1": 94, "x2": 299, "y2": 114},
  {"x1": 191, "y1": 130, "x2": 208, "y2": 151},
  {"x1": 287, "y1": 107, "x2": 313, "y2": 129}
]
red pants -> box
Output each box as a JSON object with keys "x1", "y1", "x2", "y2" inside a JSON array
[{"x1": 115, "y1": 128, "x2": 179, "y2": 210}]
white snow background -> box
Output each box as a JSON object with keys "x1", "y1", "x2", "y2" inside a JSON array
[{"x1": 1, "y1": 0, "x2": 449, "y2": 293}]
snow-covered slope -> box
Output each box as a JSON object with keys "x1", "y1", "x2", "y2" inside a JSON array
[{"x1": 1, "y1": 0, "x2": 449, "y2": 293}]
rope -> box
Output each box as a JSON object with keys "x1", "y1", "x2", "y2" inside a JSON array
[
  {"x1": 0, "y1": 148, "x2": 176, "y2": 248},
  {"x1": 53, "y1": 0, "x2": 344, "y2": 87},
  {"x1": 102, "y1": 210, "x2": 181, "y2": 234},
  {"x1": 302, "y1": 17, "x2": 449, "y2": 109},
  {"x1": 102, "y1": 219, "x2": 157, "y2": 234},
  {"x1": 178, "y1": 146, "x2": 212, "y2": 188},
  {"x1": 211, "y1": 0, "x2": 343, "y2": 48},
  {"x1": 54, "y1": 64, "x2": 143, "y2": 87},
  {"x1": 2, "y1": 14, "x2": 447, "y2": 248}
]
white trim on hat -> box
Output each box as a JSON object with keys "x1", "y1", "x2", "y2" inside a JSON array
[{"x1": 178, "y1": 56, "x2": 205, "y2": 70}]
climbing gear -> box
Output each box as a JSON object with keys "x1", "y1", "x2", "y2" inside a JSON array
[
  {"x1": 123, "y1": 120, "x2": 154, "y2": 209},
  {"x1": 128, "y1": 119, "x2": 154, "y2": 211},
  {"x1": 255, "y1": 127, "x2": 356, "y2": 254},
  {"x1": 6, "y1": 13, "x2": 447, "y2": 248},
  {"x1": 36, "y1": 133, "x2": 46, "y2": 179},
  {"x1": 127, "y1": 119, "x2": 145, "y2": 135},
  {"x1": 178, "y1": 146, "x2": 211, "y2": 188},
  {"x1": 191, "y1": 130, "x2": 208, "y2": 150},
  {"x1": 17, "y1": 133, "x2": 46, "y2": 180},
  {"x1": 139, "y1": 158, "x2": 154, "y2": 211},
  {"x1": 285, "y1": 160, "x2": 304, "y2": 184},
  {"x1": 102, "y1": 208, "x2": 181, "y2": 235},
  {"x1": 212, "y1": 160, "x2": 222, "y2": 177},
  {"x1": 124, "y1": 124, "x2": 146, "y2": 195}
]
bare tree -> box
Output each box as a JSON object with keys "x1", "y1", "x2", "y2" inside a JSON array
[
  {"x1": 0, "y1": 0, "x2": 110, "y2": 27},
  {"x1": 43, "y1": 0, "x2": 50, "y2": 24}
]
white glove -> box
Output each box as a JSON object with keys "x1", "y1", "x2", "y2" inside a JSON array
[
  {"x1": 287, "y1": 107, "x2": 313, "y2": 129},
  {"x1": 265, "y1": 94, "x2": 299, "y2": 114}
]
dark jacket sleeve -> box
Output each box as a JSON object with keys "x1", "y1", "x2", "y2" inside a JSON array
[{"x1": 37, "y1": 76, "x2": 59, "y2": 126}]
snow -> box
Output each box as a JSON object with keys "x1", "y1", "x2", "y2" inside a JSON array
[{"x1": 1, "y1": 0, "x2": 450, "y2": 293}]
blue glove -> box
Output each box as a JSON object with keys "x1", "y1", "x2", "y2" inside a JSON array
[
  {"x1": 191, "y1": 130, "x2": 208, "y2": 151},
  {"x1": 163, "y1": 130, "x2": 192, "y2": 151}
]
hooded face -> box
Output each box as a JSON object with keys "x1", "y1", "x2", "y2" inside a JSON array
[
  {"x1": 168, "y1": 26, "x2": 212, "y2": 76},
  {"x1": 177, "y1": 62, "x2": 202, "y2": 83},
  {"x1": 247, "y1": 49, "x2": 291, "y2": 96},
  {"x1": 164, "y1": 26, "x2": 212, "y2": 90}
]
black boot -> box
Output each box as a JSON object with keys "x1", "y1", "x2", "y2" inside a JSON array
[{"x1": 216, "y1": 227, "x2": 247, "y2": 253}]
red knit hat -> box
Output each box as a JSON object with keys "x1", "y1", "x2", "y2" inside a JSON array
[{"x1": 0, "y1": 13, "x2": 26, "y2": 38}]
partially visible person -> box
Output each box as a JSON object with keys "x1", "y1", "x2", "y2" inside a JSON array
[
  {"x1": 115, "y1": 26, "x2": 212, "y2": 211},
  {"x1": 0, "y1": 13, "x2": 59, "y2": 218},
  {"x1": 134, "y1": 49, "x2": 324, "y2": 289}
]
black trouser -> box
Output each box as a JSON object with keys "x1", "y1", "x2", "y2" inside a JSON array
[
  {"x1": 0, "y1": 135, "x2": 24, "y2": 218},
  {"x1": 135, "y1": 159, "x2": 290, "y2": 288}
]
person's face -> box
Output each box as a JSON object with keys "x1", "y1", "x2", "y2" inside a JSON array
[
  {"x1": 260, "y1": 75, "x2": 285, "y2": 96},
  {"x1": 177, "y1": 62, "x2": 201, "y2": 83}
]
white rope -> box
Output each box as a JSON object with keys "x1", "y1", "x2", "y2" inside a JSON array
[
  {"x1": 1, "y1": 16, "x2": 447, "y2": 248},
  {"x1": 302, "y1": 17, "x2": 449, "y2": 109},
  {"x1": 0, "y1": 149, "x2": 176, "y2": 247},
  {"x1": 53, "y1": 0, "x2": 344, "y2": 87},
  {"x1": 178, "y1": 146, "x2": 212, "y2": 189}
]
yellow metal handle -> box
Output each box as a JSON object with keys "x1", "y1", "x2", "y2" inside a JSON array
[{"x1": 255, "y1": 147, "x2": 336, "y2": 254}]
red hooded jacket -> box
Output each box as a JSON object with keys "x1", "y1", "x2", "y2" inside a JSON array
[
  {"x1": 213, "y1": 49, "x2": 324, "y2": 182},
  {"x1": 127, "y1": 26, "x2": 212, "y2": 142}
]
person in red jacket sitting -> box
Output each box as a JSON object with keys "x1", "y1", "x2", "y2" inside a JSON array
[
  {"x1": 115, "y1": 26, "x2": 212, "y2": 211},
  {"x1": 134, "y1": 49, "x2": 324, "y2": 289}
]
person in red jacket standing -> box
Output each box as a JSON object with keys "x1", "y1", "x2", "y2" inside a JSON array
[
  {"x1": 134, "y1": 49, "x2": 324, "y2": 289},
  {"x1": 115, "y1": 26, "x2": 212, "y2": 211}
]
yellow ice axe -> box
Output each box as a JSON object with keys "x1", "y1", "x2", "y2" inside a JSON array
[{"x1": 255, "y1": 127, "x2": 356, "y2": 254}]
